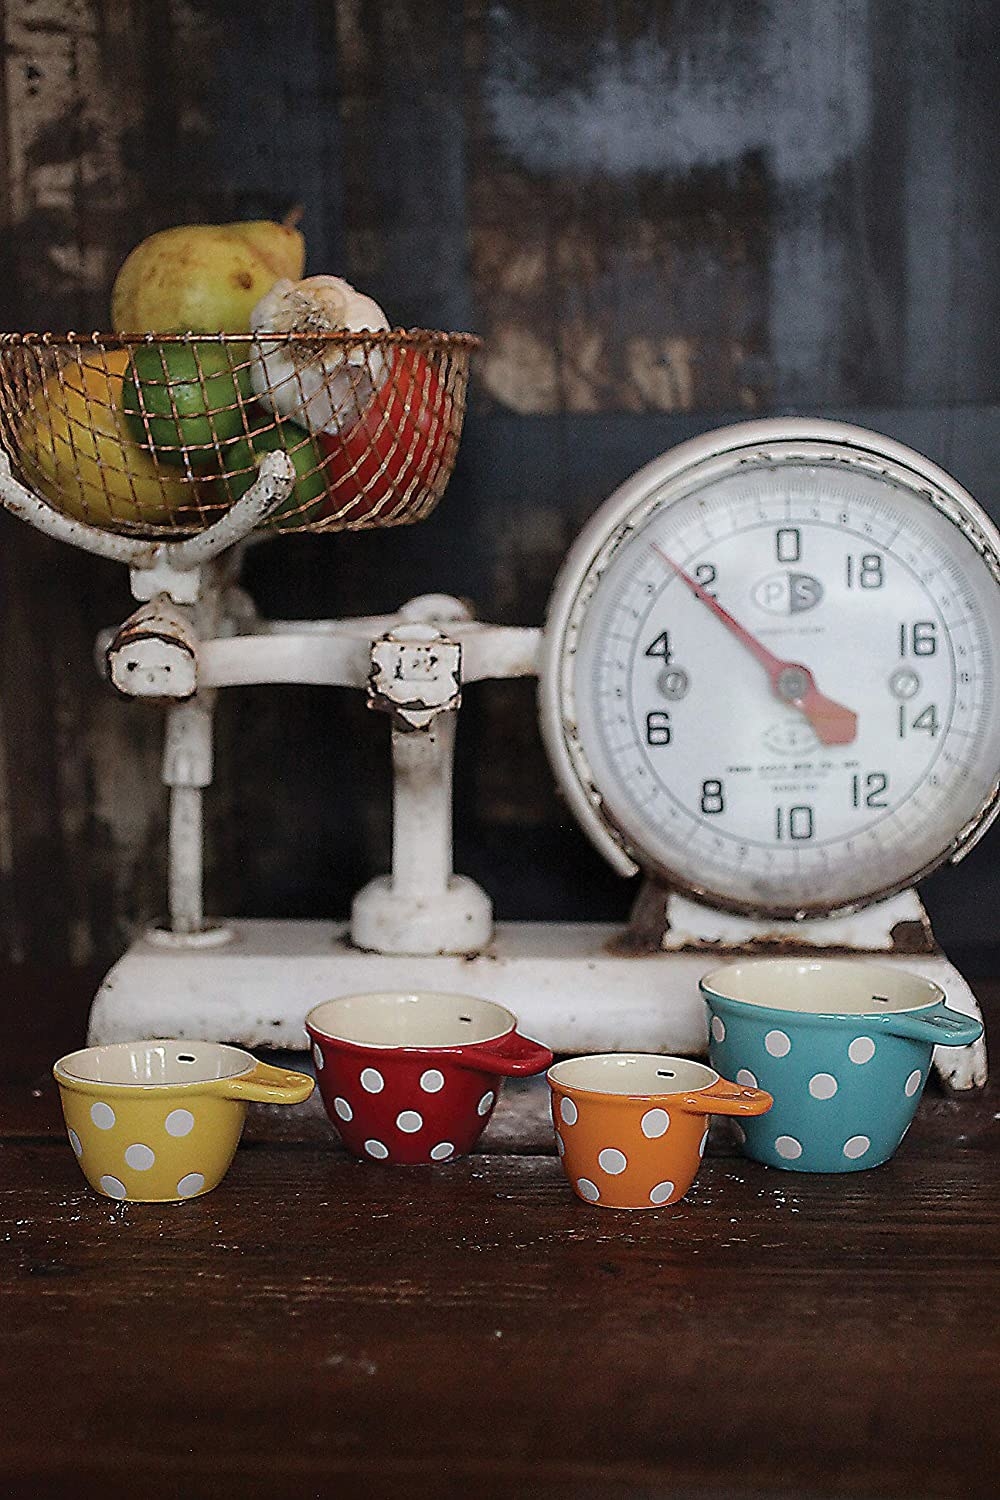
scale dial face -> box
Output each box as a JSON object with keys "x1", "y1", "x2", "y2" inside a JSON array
[{"x1": 540, "y1": 422, "x2": 1000, "y2": 917}]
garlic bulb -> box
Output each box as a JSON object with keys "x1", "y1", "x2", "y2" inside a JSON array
[{"x1": 250, "y1": 275, "x2": 390, "y2": 436}]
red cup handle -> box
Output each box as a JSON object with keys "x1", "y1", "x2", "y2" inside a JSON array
[
  {"x1": 466, "y1": 1030, "x2": 554, "y2": 1077},
  {"x1": 679, "y1": 1077, "x2": 773, "y2": 1118}
]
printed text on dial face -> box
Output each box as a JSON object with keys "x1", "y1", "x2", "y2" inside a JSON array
[{"x1": 572, "y1": 464, "x2": 1000, "y2": 912}]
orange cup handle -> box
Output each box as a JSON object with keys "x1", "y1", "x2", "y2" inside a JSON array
[
  {"x1": 215, "y1": 1061, "x2": 315, "y2": 1105},
  {"x1": 680, "y1": 1077, "x2": 773, "y2": 1117}
]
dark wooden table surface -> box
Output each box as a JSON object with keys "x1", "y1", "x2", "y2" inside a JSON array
[{"x1": 2, "y1": 967, "x2": 998, "y2": 1500}]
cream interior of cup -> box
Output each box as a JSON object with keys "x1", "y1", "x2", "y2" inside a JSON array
[
  {"x1": 701, "y1": 959, "x2": 943, "y2": 1014},
  {"x1": 548, "y1": 1054, "x2": 717, "y2": 1096},
  {"x1": 307, "y1": 992, "x2": 515, "y2": 1049},
  {"x1": 56, "y1": 1040, "x2": 253, "y2": 1087}
]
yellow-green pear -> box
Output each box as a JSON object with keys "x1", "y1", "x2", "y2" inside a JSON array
[{"x1": 111, "y1": 220, "x2": 306, "y2": 334}]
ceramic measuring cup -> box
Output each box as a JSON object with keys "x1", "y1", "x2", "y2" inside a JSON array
[
  {"x1": 306, "y1": 991, "x2": 553, "y2": 1164},
  {"x1": 547, "y1": 1053, "x2": 773, "y2": 1209},
  {"x1": 700, "y1": 958, "x2": 984, "y2": 1173},
  {"x1": 54, "y1": 1040, "x2": 314, "y2": 1202}
]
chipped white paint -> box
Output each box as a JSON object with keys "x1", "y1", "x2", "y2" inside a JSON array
[
  {"x1": 87, "y1": 918, "x2": 709, "y2": 1053},
  {"x1": 351, "y1": 714, "x2": 494, "y2": 956},
  {"x1": 661, "y1": 889, "x2": 932, "y2": 953},
  {"x1": 353, "y1": 622, "x2": 492, "y2": 954},
  {"x1": 88, "y1": 574, "x2": 988, "y2": 1086},
  {"x1": 162, "y1": 697, "x2": 214, "y2": 936},
  {"x1": 106, "y1": 598, "x2": 199, "y2": 699}
]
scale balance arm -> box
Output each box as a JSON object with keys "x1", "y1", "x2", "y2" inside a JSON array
[{"x1": 99, "y1": 580, "x2": 543, "y2": 956}]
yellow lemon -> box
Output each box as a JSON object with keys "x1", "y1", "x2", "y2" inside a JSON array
[{"x1": 18, "y1": 350, "x2": 193, "y2": 527}]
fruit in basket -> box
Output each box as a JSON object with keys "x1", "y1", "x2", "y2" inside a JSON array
[
  {"x1": 249, "y1": 275, "x2": 390, "y2": 435},
  {"x1": 111, "y1": 220, "x2": 306, "y2": 334},
  {"x1": 18, "y1": 351, "x2": 190, "y2": 526},
  {"x1": 121, "y1": 343, "x2": 252, "y2": 463},
  {"x1": 215, "y1": 417, "x2": 326, "y2": 519},
  {"x1": 309, "y1": 346, "x2": 455, "y2": 527}
]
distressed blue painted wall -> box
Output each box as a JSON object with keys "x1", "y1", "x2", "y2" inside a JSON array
[{"x1": 0, "y1": 0, "x2": 998, "y2": 962}]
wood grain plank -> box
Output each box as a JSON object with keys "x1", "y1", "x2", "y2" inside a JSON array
[{"x1": 2, "y1": 1142, "x2": 999, "y2": 1499}]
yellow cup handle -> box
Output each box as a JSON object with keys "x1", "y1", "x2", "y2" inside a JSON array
[{"x1": 216, "y1": 1061, "x2": 314, "y2": 1105}]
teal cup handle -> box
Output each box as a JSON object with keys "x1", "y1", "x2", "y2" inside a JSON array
[{"x1": 877, "y1": 1002, "x2": 983, "y2": 1048}]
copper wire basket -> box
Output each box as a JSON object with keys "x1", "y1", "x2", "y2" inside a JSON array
[{"x1": 0, "y1": 329, "x2": 478, "y2": 537}]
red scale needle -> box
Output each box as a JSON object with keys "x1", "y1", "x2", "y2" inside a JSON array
[{"x1": 650, "y1": 543, "x2": 858, "y2": 747}]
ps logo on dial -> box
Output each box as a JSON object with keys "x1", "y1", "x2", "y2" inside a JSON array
[
  {"x1": 752, "y1": 570, "x2": 824, "y2": 616},
  {"x1": 539, "y1": 420, "x2": 1000, "y2": 919}
]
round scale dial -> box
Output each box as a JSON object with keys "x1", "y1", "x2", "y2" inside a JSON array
[{"x1": 539, "y1": 421, "x2": 1000, "y2": 917}]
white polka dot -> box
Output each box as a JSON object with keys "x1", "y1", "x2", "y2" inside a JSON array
[
  {"x1": 420, "y1": 1069, "x2": 445, "y2": 1093},
  {"x1": 67, "y1": 1128, "x2": 83, "y2": 1157},
  {"x1": 430, "y1": 1141, "x2": 454, "y2": 1161},
  {"x1": 849, "y1": 1035, "x2": 875, "y2": 1064},
  {"x1": 124, "y1": 1143, "x2": 155, "y2": 1171},
  {"x1": 711, "y1": 1015, "x2": 726, "y2": 1042},
  {"x1": 843, "y1": 1134, "x2": 871, "y2": 1159},
  {"x1": 765, "y1": 1029, "x2": 791, "y2": 1057},
  {"x1": 165, "y1": 1108, "x2": 194, "y2": 1138},
  {"x1": 360, "y1": 1068, "x2": 384, "y2": 1093},
  {"x1": 641, "y1": 1107, "x2": 670, "y2": 1138},
  {"x1": 732, "y1": 1122, "x2": 746, "y2": 1145},
  {"x1": 775, "y1": 1135, "x2": 803, "y2": 1160},
  {"x1": 576, "y1": 1177, "x2": 600, "y2": 1201},
  {"x1": 364, "y1": 1139, "x2": 389, "y2": 1160},
  {"x1": 396, "y1": 1110, "x2": 423, "y2": 1133},
  {"x1": 312, "y1": 1043, "x2": 324, "y2": 1071},
  {"x1": 649, "y1": 1181, "x2": 675, "y2": 1205},
  {"x1": 699, "y1": 1129, "x2": 709, "y2": 1158},
  {"x1": 559, "y1": 1097, "x2": 578, "y2": 1126},
  {"x1": 809, "y1": 1072, "x2": 838, "y2": 1100},
  {"x1": 555, "y1": 1132, "x2": 565, "y2": 1157},
  {"x1": 99, "y1": 1174, "x2": 127, "y2": 1199},
  {"x1": 477, "y1": 1091, "x2": 495, "y2": 1117},
  {"x1": 905, "y1": 1069, "x2": 923, "y2": 1097},
  {"x1": 736, "y1": 1068, "x2": 758, "y2": 1088},
  {"x1": 177, "y1": 1172, "x2": 205, "y2": 1197},
  {"x1": 90, "y1": 1101, "x2": 116, "y2": 1130},
  {"x1": 598, "y1": 1147, "x2": 627, "y2": 1175},
  {"x1": 334, "y1": 1096, "x2": 353, "y2": 1121}
]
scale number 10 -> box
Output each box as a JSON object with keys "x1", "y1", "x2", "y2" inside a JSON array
[{"x1": 775, "y1": 805, "x2": 814, "y2": 840}]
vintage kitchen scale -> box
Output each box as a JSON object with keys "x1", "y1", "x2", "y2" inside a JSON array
[{"x1": 0, "y1": 330, "x2": 991, "y2": 1089}]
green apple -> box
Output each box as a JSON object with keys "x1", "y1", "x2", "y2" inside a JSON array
[
  {"x1": 121, "y1": 343, "x2": 252, "y2": 464},
  {"x1": 217, "y1": 419, "x2": 326, "y2": 520}
]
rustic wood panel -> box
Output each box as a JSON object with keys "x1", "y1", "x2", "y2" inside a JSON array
[
  {"x1": 2, "y1": 968, "x2": 1000, "y2": 1499},
  {"x1": 1, "y1": 0, "x2": 1000, "y2": 964}
]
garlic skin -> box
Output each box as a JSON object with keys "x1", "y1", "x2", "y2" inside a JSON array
[{"x1": 250, "y1": 275, "x2": 390, "y2": 435}]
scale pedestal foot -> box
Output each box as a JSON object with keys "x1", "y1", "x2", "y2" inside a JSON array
[{"x1": 350, "y1": 875, "x2": 493, "y2": 956}]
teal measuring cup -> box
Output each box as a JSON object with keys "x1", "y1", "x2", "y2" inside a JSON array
[{"x1": 700, "y1": 959, "x2": 983, "y2": 1173}]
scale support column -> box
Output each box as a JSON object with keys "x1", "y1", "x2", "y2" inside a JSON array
[{"x1": 350, "y1": 624, "x2": 494, "y2": 955}]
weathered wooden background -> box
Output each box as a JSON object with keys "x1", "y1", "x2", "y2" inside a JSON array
[{"x1": 0, "y1": 0, "x2": 999, "y2": 966}]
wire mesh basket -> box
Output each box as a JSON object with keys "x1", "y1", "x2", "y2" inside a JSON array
[{"x1": 0, "y1": 329, "x2": 478, "y2": 537}]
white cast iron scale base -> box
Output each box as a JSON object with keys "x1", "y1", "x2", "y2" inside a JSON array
[{"x1": 89, "y1": 899, "x2": 988, "y2": 1092}]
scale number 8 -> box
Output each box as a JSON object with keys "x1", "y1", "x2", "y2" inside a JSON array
[{"x1": 700, "y1": 779, "x2": 725, "y2": 814}]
